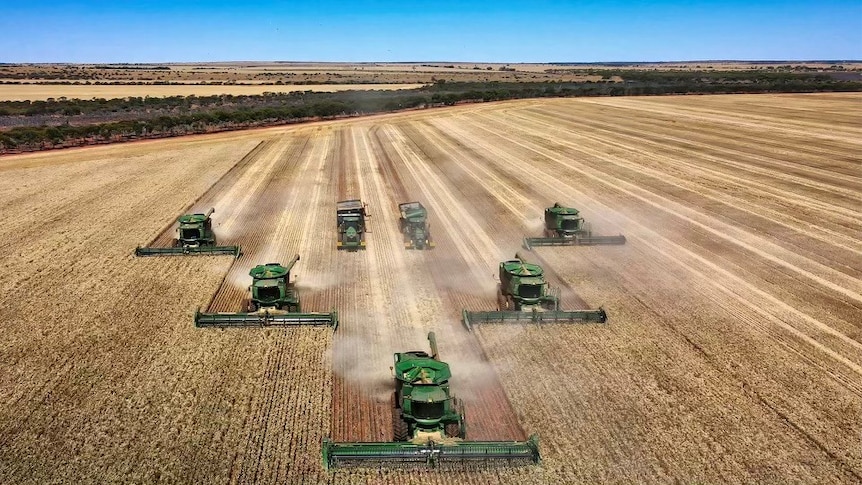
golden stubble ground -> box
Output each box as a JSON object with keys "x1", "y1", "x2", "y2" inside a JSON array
[{"x1": 0, "y1": 92, "x2": 860, "y2": 484}]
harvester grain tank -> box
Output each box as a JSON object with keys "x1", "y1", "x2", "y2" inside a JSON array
[
  {"x1": 523, "y1": 203, "x2": 626, "y2": 250},
  {"x1": 399, "y1": 201, "x2": 434, "y2": 250},
  {"x1": 194, "y1": 254, "x2": 337, "y2": 328},
  {"x1": 336, "y1": 199, "x2": 368, "y2": 250},
  {"x1": 462, "y1": 254, "x2": 607, "y2": 331},
  {"x1": 322, "y1": 332, "x2": 540, "y2": 469},
  {"x1": 135, "y1": 207, "x2": 241, "y2": 257}
]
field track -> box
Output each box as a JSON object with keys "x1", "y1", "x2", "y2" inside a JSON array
[{"x1": 0, "y1": 93, "x2": 860, "y2": 484}]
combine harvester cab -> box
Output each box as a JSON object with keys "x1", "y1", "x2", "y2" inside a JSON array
[
  {"x1": 462, "y1": 254, "x2": 607, "y2": 331},
  {"x1": 398, "y1": 201, "x2": 435, "y2": 250},
  {"x1": 523, "y1": 203, "x2": 626, "y2": 250},
  {"x1": 336, "y1": 199, "x2": 368, "y2": 251},
  {"x1": 194, "y1": 254, "x2": 337, "y2": 328},
  {"x1": 322, "y1": 332, "x2": 540, "y2": 469},
  {"x1": 135, "y1": 207, "x2": 241, "y2": 258}
]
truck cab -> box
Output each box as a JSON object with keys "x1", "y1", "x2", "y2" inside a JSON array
[{"x1": 337, "y1": 199, "x2": 368, "y2": 250}]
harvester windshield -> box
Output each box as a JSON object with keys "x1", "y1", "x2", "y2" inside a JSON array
[
  {"x1": 342, "y1": 217, "x2": 361, "y2": 229},
  {"x1": 254, "y1": 281, "x2": 281, "y2": 302},
  {"x1": 519, "y1": 282, "x2": 543, "y2": 299},
  {"x1": 413, "y1": 401, "x2": 445, "y2": 420},
  {"x1": 180, "y1": 228, "x2": 201, "y2": 239},
  {"x1": 560, "y1": 217, "x2": 581, "y2": 232}
]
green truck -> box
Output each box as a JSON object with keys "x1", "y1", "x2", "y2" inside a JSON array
[
  {"x1": 337, "y1": 199, "x2": 368, "y2": 250},
  {"x1": 399, "y1": 201, "x2": 434, "y2": 250}
]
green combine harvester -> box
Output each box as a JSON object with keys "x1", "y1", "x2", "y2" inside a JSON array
[
  {"x1": 135, "y1": 207, "x2": 241, "y2": 257},
  {"x1": 194, "y1": 254, "x2": 337, "y2": 328},
  {"x1": 523, "y1": 203, "x2": 626, "y2": 250},
  {"x1": 462, "y1": 254, "x2": 607, "y2": 331},
  {"x1": 322, "y1": 332, "x2": 540, "y2": 469},
  {"x1": 399, "y1": 201, "x2": 435, "y2": 250},
  {"x1": 336, "y1": 199, "x2": 368, "y2": 251}
]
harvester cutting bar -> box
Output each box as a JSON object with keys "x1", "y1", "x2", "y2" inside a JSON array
[
  {"x1": 523, "y1": 235, "x2": 626, "y2": 250},
  {"x1": 322, "y1": 435, "x2": 540, "y2": 470},
  {"x1": 194, "y1": 308, "x2": 338, "y2": 329},
  {"x1": 462, "y1": 308, "x2": 607, "y2": 332},
  {"x1": 134, "y1": 245, "x2": 242, "y2": 258}
]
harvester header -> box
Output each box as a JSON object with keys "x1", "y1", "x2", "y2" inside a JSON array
[
  {"x1": 322, "y1": 332, "x2": 541, "y2": 469},
  {"x1": 135, "y1": 207, "x2": 241, "y2": 257},
  {"x1": 523, "y1": 203, "x2": 626, "y2": 250}
]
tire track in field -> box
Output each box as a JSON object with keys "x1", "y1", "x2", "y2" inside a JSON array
[
  {"x1": 476, "y1": 110, "x2": 862, "y2": 326},
  {"x1": 452, "y1": 111, "x2": 862, "y2": 385},
  {"x1": 206, "y1": 134, "x2": 310, "y2": 312},
  {"x1": 582, "y1": 97, "x2": 862, "y2": 148},
  {"x1": 526, "y1": 103, "x2": 862, "y2": 216},
  {"x1": 328, "y1": 126, "x2": 380, "y2": 442},
  {"x1": 234, "y1": 131, "x2": 333, "y2": 483},
  {"x1": 517, "y1": 107, "x2": 862, "y2": 251},
  {"x1": 466, "y1": 111, "x2": 862, "y2": 322},
  {"x1": 381, "y1": 123, "x2": 532, "y2": 440},
  {"x1": 372, "y1": 124, "x2": 528, "y2": 440},
  {"x1": 148, "y1": 138, "x2": 274, "y2": 247},
  {"x1": 544, "y1": 99, "x2": 862, "y2": 191}
]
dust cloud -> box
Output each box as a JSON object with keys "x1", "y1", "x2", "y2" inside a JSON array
[
  {"x1": 430, "y1": 253, "x2": 498, "y2": 303},
  {"x1": 295, "y1": 270, "x2": 340, "y2": 292},
  {"x1": 331, "y1": 311, "x2": 434, "y2": 401}
]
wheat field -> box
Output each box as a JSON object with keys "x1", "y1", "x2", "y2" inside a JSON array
[{"x1": 1, "y1": 93, "x2": 860, "y2": 484}]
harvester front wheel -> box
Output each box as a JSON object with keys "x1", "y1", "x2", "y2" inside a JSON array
[
  {"x1": 392, "y1": 407, "x2": 409, "y2": 442},
  {"x1": 496, "y1": 285, "x2": 507, "y2": 311},
  {"x1": 445, "y1": 422, "x2": 462, "y2": 439}
]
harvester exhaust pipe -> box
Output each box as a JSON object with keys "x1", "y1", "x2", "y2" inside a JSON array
[
  {"x1": 204, "y1": 207, "x2": 215, "y2": 218},
  {"x1": 427, "y1": 331, "x2": 439, "y2": 361}
]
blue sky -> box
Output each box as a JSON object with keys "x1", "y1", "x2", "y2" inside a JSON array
[{"x1": 1, "y1": 1, "x2": 860, "y2": 62}]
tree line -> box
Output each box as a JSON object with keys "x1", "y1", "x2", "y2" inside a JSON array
[{"x1": 2, "y1": 73, "x2": 860, "y2": 152}]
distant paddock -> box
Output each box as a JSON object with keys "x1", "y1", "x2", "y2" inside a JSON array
[{"x1": 0, "y1": 83, "x2": 426, "y2": 101}]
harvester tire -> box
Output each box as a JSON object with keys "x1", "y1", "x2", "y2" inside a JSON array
[
  {"x1": 392, "y1": 407, "x2": 409, "y2": 442},
  {"x1": 445, "y1": 422, "x2": 462, "y2": 439},
  {"x1": 496, "y1": 285, "x2": 507, "y2": 311}
]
